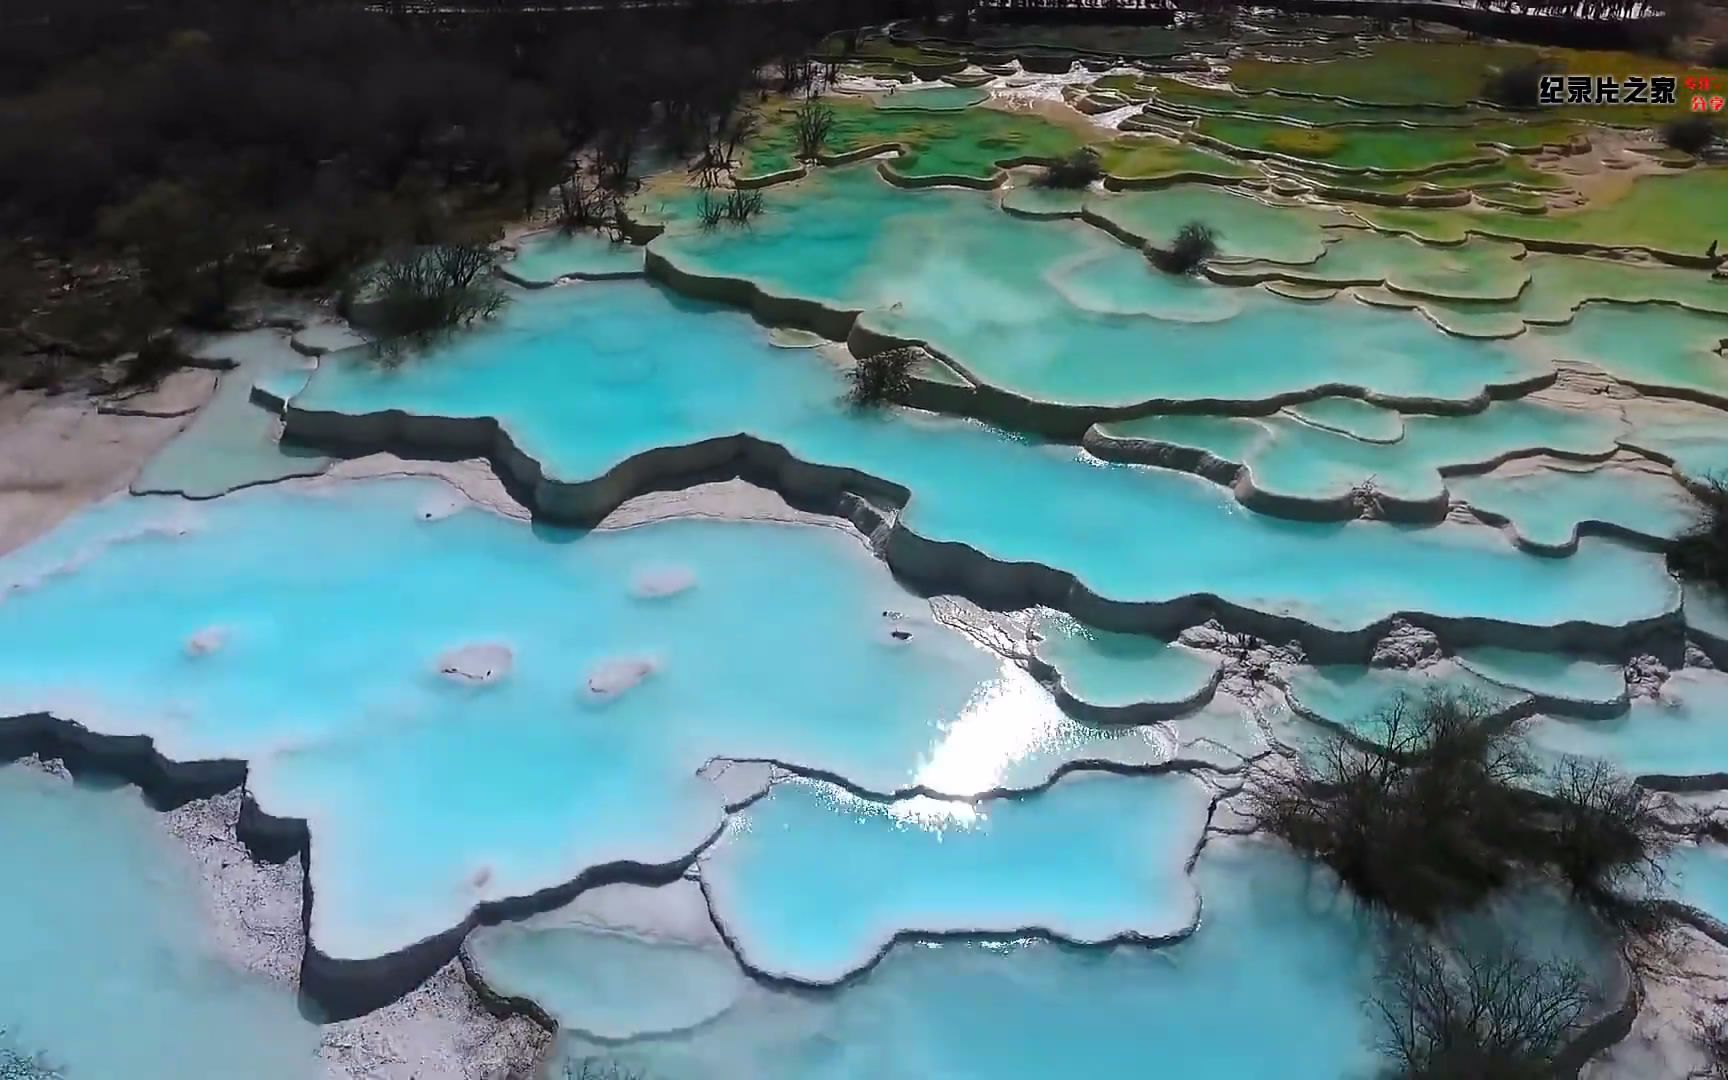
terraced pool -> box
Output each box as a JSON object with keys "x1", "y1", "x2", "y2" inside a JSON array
[{"x1": 6, "y1": 17, "x2": 1728, "y2": 1078}]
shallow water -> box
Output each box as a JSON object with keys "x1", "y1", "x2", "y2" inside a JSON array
[
  {"x1": 290, "y1": 280, "x2": 1676, "y2": 635},
  {"x1": 1283, "y1": 395, "x2": 1404, "y2": 442},
  {"x1": 12, "y1": 53, "x2": 1728, "y2": 1075},
  {"x1": 1096, "y1": 394, "x2": 1624, "y2": 508},
  {"x1": 652, "y1": 166, "x2": 1548, "y2": 408},
  {"x1": 1671, "y1": 843, "x2": 1728, "y2": 925},
  {"x1": 1452, "y1": 461, "x2": 1697, "y2": 550},
  {"x1": 700, "y1": 772, "x2": 1213, "y2": 982},
  {"x1": 134, "y1": 329, "x2": 332, "y2": 497},
  {"x1": 1535, "y1": 303, "x2": 1728, "y2": 402},
  {"x1": 552, "y1": 838, "x2": 1384, "y2": 1080},
  {"x1": 871, "y1": 86, "x2": 989, "y2": 111},
  {"x1": 1216, "y1": 231, "x2": 1531, "y2": 301},
  {"x1": 0, "y1": 767, "x2": 319, "y2": 1080},
  {"x1": 505, "y1": 229, "x2": 647, "y2": 283},
  {"x1": 1084, "y1": 185, "x2": 1351, "y2": 264},
  {"x1": 466, "y1": 880, "x2": 747, "y2": 1039},
  {"x1": 1528, "y1": 668, "x2": 1728, "y2": 780},
  {"x1": 1452, "y1": 645, "x2": 1627, "y2": 710},
  {"x1": 0, "y1": 478, "x2": 1182, "y2": 960},
  {"x1": 1031, "y1": 611, "x2": 1220, "y2": 710},
  {"x1": 1286, "y1": 660, "x2": 1531, "y2": 741}
]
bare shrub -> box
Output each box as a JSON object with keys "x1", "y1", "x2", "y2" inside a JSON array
[
  {"x1": 724, "y1": 187, "x2": 764, "y2": 224},
  {"x1": 1250, "y1": 689, "x2": 1536, "y2": 923},
  {"x1": 779, "y1": 51, "x2": 815, "y2": 94},
  {"x1": 119, "y1": 332, "x2": 188, "y2": 389},
  {"x1": 1350, "y1": 477, "x2": 1386, "y2": 519},
  {"x1": 1669, "y1": 475, "x2": 1728, "y2": 590},
  {"x1": 1542, "y1": 756, "x2": 1671, "y2": 936},
  {"x1": 594, "y1": 127, "x2": 640, "y2": 196},
  {"x1": 1252, "y1": 689, "x2": 1673, "y2": 936},
  {"x1": 1373, "y1": 936, "x2": 1596, "y2": 1079},
  {"x1": 555, "y1": 172, "x2": 616, "y2": 235},
  {"x1": 848, "y1": 347, "x2": 916, "y2": 407},
  {"x1": 696, "y1": 186, "x2": 764, "y2": 231},
  {"x1": 1033, "y1": 147, "x2": 1103, "y2": 190},
  {"x1": 724, "y1": 109, "x2": 763, "y2": 166},
  {"x1": 792, "y1": 94, "x2": 837, "y2": 163},
  {"x1": 696, "y1": 187, "x2": 726, "y2": 230},
  {"x1": 1148, "y1": 221, "x2": 1218, "y2": 276},
  {"x1": 358, "y1": 245, "x2": 508, "y2": 361},
  {"x1": 1665, "y1": 114, "x2": 1721, "y2": 156},
  {"x1": 1219, "y1": 631, "x2": 1274, "y2": 689}
]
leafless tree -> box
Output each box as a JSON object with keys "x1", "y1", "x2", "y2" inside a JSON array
[
  {"x1": 555, "y1": 172, "x2": 614, "y2": 235},
  {"x1": 792, "y1": 93, "x2": 838, "y2": 163},
  {"x1": 1669, "y1": 474, "x2": 1728, "y2": 595},
  {"x1": 1248, "y1": 690, "x2": 1537, "y2": 922},
  {"x1": 360, "y1": 244, "x2": 508, "y2": 361},
  {"x1": 1033, "y1": 147, "x2": 1103, "y2": 189},
  {"x1": 1544, "y1": 755, "x2": 1671, "y2": 936},
  {"x1": 1373, "y1": 936, "x2": 1596, "y2": 1079},
  {"x1": 1253, "y1": 688, "x2": 1671, "y2": 938}
]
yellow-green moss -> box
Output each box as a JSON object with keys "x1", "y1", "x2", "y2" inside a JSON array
[
  {"x1": 1227, "y1": 38, "x2": 1727, "y2": 126},
  {"x1": 1264, "y1": 128, "x2": 1347, "y2": 158},
  {"x1": 1096, "y1": 136, "x2": 1260, "y2": 183},
  {"x1": 1357, "y1": 167, "x2": 1728, "y2": 260},
  {"x1": 741, "y1": 98, "x2": 1084, "y2": 184},
  {"x1": 1196, "y1": 115, "x2": 1579, "y2": 172}
]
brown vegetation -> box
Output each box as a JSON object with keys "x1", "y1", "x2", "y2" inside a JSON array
[
  {"x1": 1669, "y1": 476, "x2": 1728, "y2": 591},
  {"x1": 1372, "y1": 935, "x2": 1598, "y2": 1080},
  {"x1": 1148, "y1": 221, "x2": 1218, "y2": 275},
  {"x1": 849, "y1": 347, "x2": 918, "y2": 407},
  {"x1": 355, "y1": 245, "x2": 509, "y2": 361},
  {"x1": 1249, "y1": 689, "x2": 1670, "y2": 931},
  {"x1": 1033, "y1": 147, "x2": 1104, "y2": 189},
  {"x1": 0, "y1": 0, "x2": 885, "y2": 387}
]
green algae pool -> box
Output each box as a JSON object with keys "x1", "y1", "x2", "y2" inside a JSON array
[
  {"x1": 1136, "y1": 75, "x2": 1503, "y2": 128},
  {"x1": 870, "y1": 86, "x2": 990, "y2": 112},
  {"x1": 1194, "y1": 115, "x2": 1580, "y2": 173},
  {"x1": 1229, "y1": 38, "x2": 1728, "y2": 124},
  {"x1": 1092, "y1": 394, "x2": 1624, "y2": 511},
  {"x1": 1212, "y1": 231, "x2": 1532, "y2": 301},
  {"x1": 1381, "y1": 253, "x2": 1728, "y2": 338},
  {"x1": 739, "y1": 95, "x2": 1252, "y2": 191},
  {"x1": 1084, "y1": 185, "x2": 1353, "y2": 263},
  {"x1": 1358, "y1": 167, "x2": 1728, "y2": 261},
  {"x1": 812, "y1": 30, "x2": 964, "y2": 68},
  {"x1": 1230, "y1": 40, "x2": 1544, "y2": 107},
  {"x1": 1288, "y1": 156, "x2": 1569, "y2": 205},
  {"x1": 1096, "y1": 134, "x2": 1260, "y2": 184},
  {"x1": 742, "y1": 97, "x2": 1084, "y2": 183}
]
